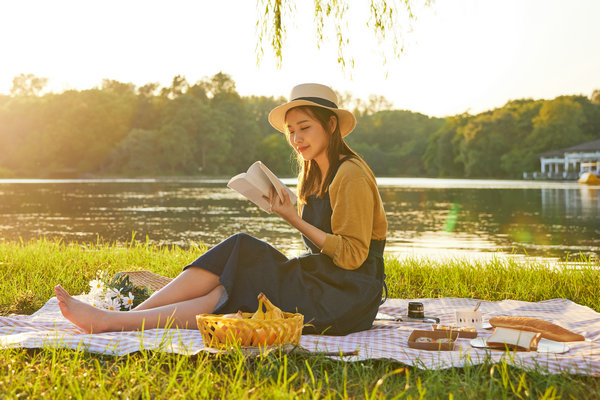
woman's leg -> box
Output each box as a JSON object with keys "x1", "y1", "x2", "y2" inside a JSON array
[
  {"x1": 54, "y1": 284, "x2": 224, "y2": 334},
  {"x1": 134, "y1": 267, "x2": 220, "y2": 311}
]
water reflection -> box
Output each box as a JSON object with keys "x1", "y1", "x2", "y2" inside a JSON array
[
  {"x1": 0, "y1": 179, "x2": 598, "y2": 261},
  {"x1": 542, "y1": 187, "x2": 600, "y2": 217}
]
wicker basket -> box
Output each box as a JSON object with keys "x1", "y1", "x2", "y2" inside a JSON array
[
  {"x1": 196, "y1": 311, "x2": 303, "y2": 349},
  {"x1": 121, "y1": 270, "x2": 173, "y2": 292},
  {"x1": 196, "y1": 294, "x2": 304, "y2": 349}
]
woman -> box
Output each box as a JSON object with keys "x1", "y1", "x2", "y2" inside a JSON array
[{"x1": 55, "y1": 83, "x2": 388, "y2": 335}]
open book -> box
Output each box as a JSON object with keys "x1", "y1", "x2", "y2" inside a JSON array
[{"x1": 227, "y1": 161, "x2": 297, "y2": 213}]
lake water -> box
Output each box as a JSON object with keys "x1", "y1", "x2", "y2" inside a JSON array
[{"x1": 0, "y1": 178, "x2": 599, "y2": 263}]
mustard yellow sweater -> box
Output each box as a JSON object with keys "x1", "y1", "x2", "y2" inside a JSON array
[{"x1": 318, "y1": 157, "x2": 387, "y2": 270}]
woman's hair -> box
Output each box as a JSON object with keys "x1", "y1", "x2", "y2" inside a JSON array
[{"x1": 285, "y1": 106, "x2": 359, "y2": 203}]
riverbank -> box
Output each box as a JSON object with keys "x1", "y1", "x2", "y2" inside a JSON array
[{"x1": 1, "y1": 239, "x2": 599, "y2": 398}]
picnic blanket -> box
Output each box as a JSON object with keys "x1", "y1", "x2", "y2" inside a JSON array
[{"x1": 1, "y1": 297, "x2": 599, "y2": 375}]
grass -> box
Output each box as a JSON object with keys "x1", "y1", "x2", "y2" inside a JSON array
[{"x1": 1, "y1": 238, "x2": 599, "y2": 399}]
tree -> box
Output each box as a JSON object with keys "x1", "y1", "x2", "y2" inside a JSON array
[
  {"x1": 570, "y1": 95, "x2": 600, "y2": 139},
  {"x1": 0, "y1": 95, "x2": 45, "y2": 174},
  {"x1": 42, "y1": 89, "x2": 137, "y2": 173},
  {"x1": 156, "y1": 94, "x2": 214, "y2": 174},
  {"x1": 257, "y1": 133, "x2": 295, "y2": 176},
  {"x1": 500, "y1": 148, "x2": 537, "y2": 177},
  {"x1": 349, "y1": 94, "x2": 394, "y2": 116},
  {"x1": 351, "y1": 142, "x2": 389, "y2": 174},
  {"x1": 245, "y1": 95, "x2": 285, "y2": 138},
  {"x1": 160, "y1": 75, "x2": 189, "y2": 99},
  {"x1": 206, "y1": 72, "x2": 237, "y2": 97},
  {"x1": 503, "y1": 98, "x2": 543, "y2": 140},
  {"x1": 101, "y1": 79, "x2": 136, "y2": 96},
  {"x1": 104, "y1": 129, "x2": 161, "y2": 175},
  {"x1": 496, "y1": 99, "x2": 545, "y2": 177},
  {"x1": 10, "y1": 73, "x2": 48, "y2": 97},
  {"x1": 212, "y1": 96, "x2": 260, "y2": 174},
  {"x1": 424, "y1": 115, "x2": 468, "y2": 177},
  {"x1": 348, "y1": 109, "x2": 442, "y2": 176},
  {"x1": 591, "y1": 89, "x2": 600, "y2": 105},
  {"x1": 132, "y1": 83, "x2": 164, "y2": 130},
  {"x1": 255, "y1": 0, "x2": 431, "y2": 69},
  {"x1": 3, "y1": 72, "x2": 596, "y2": 179},
  {"x1": 459, "y1": 109, "x2": 517, "y2": 177},
  {"x1": 246, "y1": 95, "x2": 296, "y2": 175},
  {"x1": 526, "y1": 97, "x2": 588, "y2": 153}
]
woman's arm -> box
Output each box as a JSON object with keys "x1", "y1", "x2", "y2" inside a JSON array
[
  {"x1": 265, "y1": 188, "x2": 327, "y2": 249},
  {"x1": 322, "y1": 175, "x2": 374, "y2": 269},
  {"x1": 266, "y1": 160, "x2": 382, "y2": 270}
]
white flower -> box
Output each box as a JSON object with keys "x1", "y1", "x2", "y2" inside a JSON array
[
  {"x1": 92, "y1": 299, "x2": 109, "y2": 309},
  {"x1": 106, "y1": 298, "x2": 121, "y2": 311},
  {"x1": 81, "y1": 288, "x2": 104, "y2": 307},
  {"x1": 124, "y1": 292, "x2": 135, "y2": 310},
  {"x1": 84, "y1": 293, "x2": 108, "y2": 309},
  {"x1": 89, "y1": 279, "x2": 105, "y2": 293},
  {"x1": 109, "y1": 287, "x2": 122, "y2": 301}
]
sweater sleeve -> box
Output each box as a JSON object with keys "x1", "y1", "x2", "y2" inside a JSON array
[{"x1": 320, "y1": 166, "x2": 374, "y2": 270}]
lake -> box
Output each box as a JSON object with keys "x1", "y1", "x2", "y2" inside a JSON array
[{"x1": 0, "y1": 178, "x2": 599, "y2": 263}]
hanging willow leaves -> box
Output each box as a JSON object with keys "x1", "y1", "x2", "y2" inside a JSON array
[{"x1": 255, "y1": 0, "x2": 431, "y2": 70}]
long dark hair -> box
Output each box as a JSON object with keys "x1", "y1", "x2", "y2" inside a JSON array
[{"x1": 286, "y1": 106, "x2": 359, "y2": 203}]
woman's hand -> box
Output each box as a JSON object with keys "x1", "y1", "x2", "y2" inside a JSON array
[
  {"x1": 264, "y1": 187, "x2": 298, "y2": 224},
  {"x1": 264, "y1": 186, "x2": 327, "y2": 249}
]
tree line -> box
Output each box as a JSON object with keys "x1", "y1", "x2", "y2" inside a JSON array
[{"x1": 1, "y1": 73, "x2": 599, "y2": 179}]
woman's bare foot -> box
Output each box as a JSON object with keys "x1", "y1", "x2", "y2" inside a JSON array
[{"x1": 54, "y1": 285, "x2": 111, "y2": 334}]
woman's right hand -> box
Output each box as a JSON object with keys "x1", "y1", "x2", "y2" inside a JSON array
[
  {"x1": 264, "y1": 187, "x2": 327, "y2": 249},
  {"x1": 264, "y1": 187, "x2": 298, "y2": 224}
]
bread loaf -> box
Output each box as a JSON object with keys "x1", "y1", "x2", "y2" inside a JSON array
[
  {"x1": 488, "y1": 316, "x2": 584, "y2": 342},
  {"x1": 486, "y1": 327, "x2": 541, "y2": 351}
]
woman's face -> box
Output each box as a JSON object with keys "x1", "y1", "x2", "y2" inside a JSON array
[{"x1": 285, "y1": 108, "x2": 332, "y2": 165}]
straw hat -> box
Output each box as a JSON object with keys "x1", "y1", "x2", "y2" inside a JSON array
[{"x1": 268, "y1": 83, "x2": 356, "y2": 137}]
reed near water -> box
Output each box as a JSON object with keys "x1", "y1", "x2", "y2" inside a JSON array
[{"x1": 1, "y1": 239, "x2": 599, "y2": 398}]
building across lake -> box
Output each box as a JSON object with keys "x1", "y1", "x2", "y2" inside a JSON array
[{"x1": 525, "y1": 138, "x2": 600, "y2": 180}]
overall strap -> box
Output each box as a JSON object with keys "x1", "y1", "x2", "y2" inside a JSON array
[
  {"x1": 329, "y1": 155, "x2": 356, "y2": 179},
  {"x1": 369, "y1": 239, "x2": 388, "y2": 305},
  {"x1": 382, "y1": 278, "x2": 389, "y2": 305}
]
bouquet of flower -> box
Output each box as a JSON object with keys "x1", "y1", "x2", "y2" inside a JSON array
[{"x1": 82, "y1": 270, "x2": 151, "y2": 311}]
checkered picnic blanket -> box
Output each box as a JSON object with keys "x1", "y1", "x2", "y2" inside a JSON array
[{"x1": 1, "y1": 297, "x2": 599, "y2": 375}]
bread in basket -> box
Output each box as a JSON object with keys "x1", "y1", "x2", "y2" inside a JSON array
[{"x1": 196, "y1": 293, "x2": 304, "y2": 349}]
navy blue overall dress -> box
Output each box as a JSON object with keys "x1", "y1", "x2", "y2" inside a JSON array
[{"x1": 185, "y1": 157, "x2": 385, "y2": 335}]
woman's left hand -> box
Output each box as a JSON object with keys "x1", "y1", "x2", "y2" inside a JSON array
[{"x1": 264, "y1": 187, "x2": 298, "y2": 224}]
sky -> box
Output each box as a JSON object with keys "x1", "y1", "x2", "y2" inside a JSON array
[{"x1": 1, "y1": 0, "x2": 599, "y2": 117}]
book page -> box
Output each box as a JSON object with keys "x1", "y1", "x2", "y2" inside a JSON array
[
  {"x1": 227, "y1": 172, "x2": 271, "y2": 213},
  {"x1": 226, "y1": 161, "x2": 296, "y2": 213},
  {"x1": 245, "y1": 161, "x2": 275, "y2": 196},
  {"x1": 256, "y1": 161, "x2": 297, "y2": 204}
]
